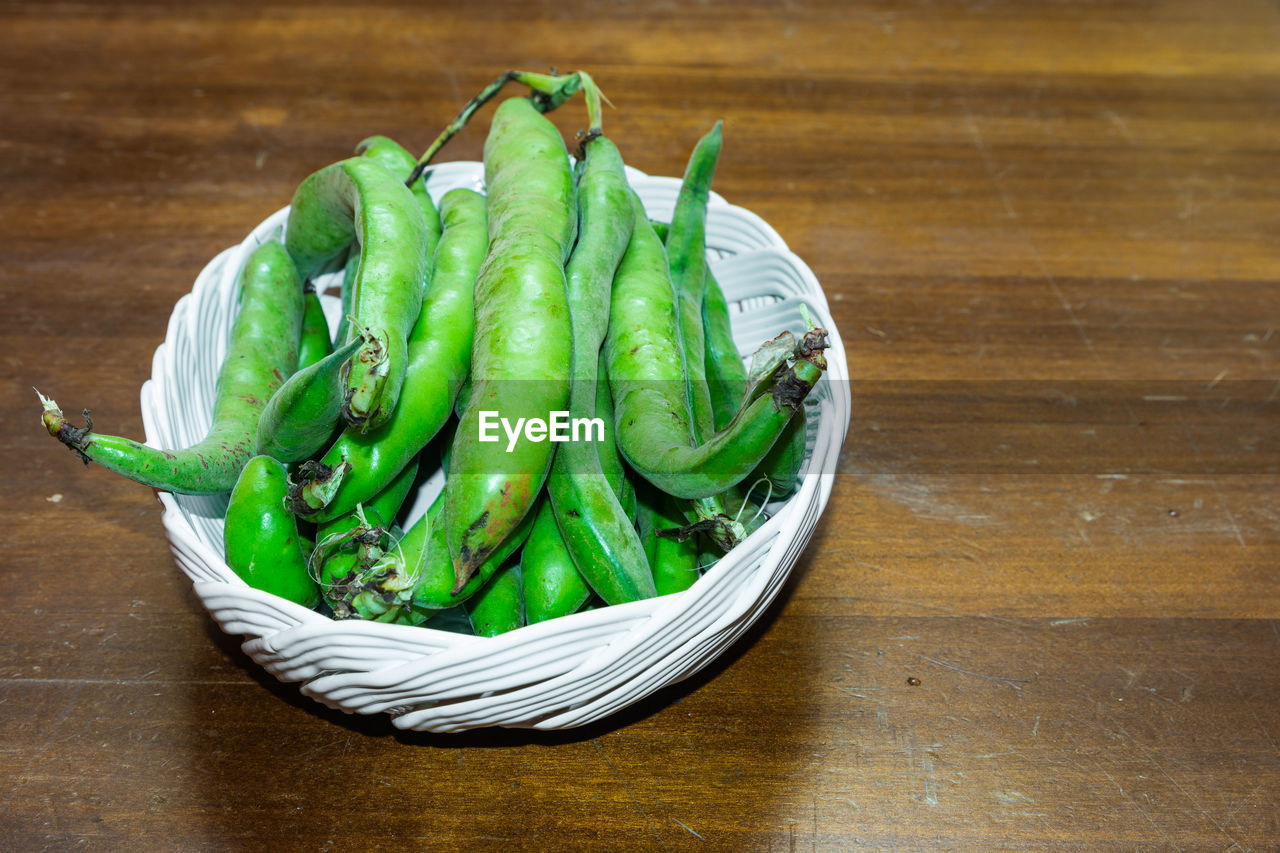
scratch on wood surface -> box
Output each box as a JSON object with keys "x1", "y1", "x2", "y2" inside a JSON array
[
  {"x1": 6, "y1": 684, "x2": 84, "y2": 800},
  {"x1": 1113, "y1": 723, "x2": 1244, "y2": 849},
  {"x1": 963, "y1": 109, "x2": 1017, "y2": 220},
  {"x1": 1061, "y1": 732, "x2": 1183, "y2": 850},
  {"x1": 920, "y1": 655, "x2": 1030, "y2": 690},
  {"x1": 1101, "y1": 109, "x2": 1135, "y2": 142},
  {"x1": 671, "y1": 817, "x2": 703, "y2": 840},
  {"x1": 593, "y1": 739, "x2": 667, "y2": 851},
  {"x1": 1073, "y1": 519, "x2": 1094, "y2": 550},
  {"x1": 921, "y1": 755, "x2": 939, "y2": 806}
]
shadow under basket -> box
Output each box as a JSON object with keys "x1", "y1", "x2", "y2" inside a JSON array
[{"x1": 145, "y1": 161, "x2": 852, "y2": 733}]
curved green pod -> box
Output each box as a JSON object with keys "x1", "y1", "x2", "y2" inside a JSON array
[
  {"x1": 663, "y1": 125, "x2": 742, "y2": 550},
  {"x1": 443, "y1": 96, "x2": 575, "y2": 588},
  {"x1": 667, "y1": 121, "x2": 723, "y2": 443},
  {"x1": 297, "y1": 284, "x2": 334, "y2": 371},
  {"x1": 290, "y1": 188, "x2": 487, "y2": 521},
  {"x1": 702, "y1": 265, "x2": 747, "y2": 432},
  {"x1": 521, "y1": 500, "x2": 591, "y2": 624},
  {"x1": 354, "y1": 135, "x2": 443, "y2": 268},
  {"x1": 255, "y1": 335, "x2": 361, "y2": 463},
  {"x1": 752, "y1": 406, "x2": 807, "y2": 497},
  {"x1": 333, "y1": 243, "x2": 359, "y2": 349},
  {"x1": 224, "y1": 455, "x2": 320, "y2": 607},
  {"x1": 546, "y1": 134, "x2": 655, "y2": 606},
  {"x1": 284, "y1": 156, "x2": 430, "y2": 432},
  {"x1": 466, "y1": 563, "x2": 525, "y2": 637},
  {"x1": 38, "y1": 240, "x2": 304, "y2": 494},
  {"x1": 604, "y1": 196, "x2": 828, "y2": 501}
]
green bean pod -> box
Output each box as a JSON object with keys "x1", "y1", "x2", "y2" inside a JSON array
[
  {"x1": 546, "y1": 134, "x2": 655, "y2": 606},
  {"x1": 224, "y1": 455, "x2": 320, "y2": 607},
  {"x1": 284, "y1": 156, "x2": 430, "y2": 432},
  {"x1": 354, "y1": 135, "x2": 443, "y2": 259},
  {"x1": 38, "y1": 241, "x2": 304, "y2": 494},
  {"x1": 312, "y1": 456, "x2": 420, "y2": 617},
  {"x1": 521, "y1": 501, "x2": 591, "y2": 624},
  {"x1": 466, "y1": 563, "x2": 525, "y2": 637},
  {"x1": 298, "y1": 283, "x2": 334, "y2": 370},
  {"x1": 333, "y1": 243, "x2": 359, "y2": 348},
  {"x1": 663, "y1": 125, "x2": 744, "y2": 548},
  {"x1": 645, "y1": 490, "x2": 702, "y2": 596},
  {"x1": 667, "y1": 121, "x2": 723, "y2": 442},
  {"x1": 443, "y1": 96, "x2": 575, "y2": 588},
  {"x1": 701, "y1": 262, "x2": 807, "y2": 497},
  {"x1": 752, "y1": 406, "x2": 807, "y2": 497},
  {"x1": 604, "y1": 196, "x2": 829, "y2": 501},
  {"x1": 289, "y1": 188, "x2": 487, "y2": 521},
  {"x1": 524, "y1": 351, "x2": 637, "y2": 623},
  {"x1": 702, "y1": 265, "x2": 747, "y2": 432},
  {"x1": 593, "y1": 353, "x2": 634, "y2": 518},
  {"x1": 254, "y1": 335, "x2": 362, "y2": 463},
  {"x1": 329, "y1": 486, "x2": 539, "y2": 622}
]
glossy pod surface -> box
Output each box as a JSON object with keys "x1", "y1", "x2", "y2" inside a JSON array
[
  {"x1": 443, "y1": 97, "x2": 575, "y2": 585},
  {"x1": 224, "y1": 455, "x2": 320, "y2": 607},
  {"x1": 297, "y1": 187, "x2": 487, "y2": 522},
  {"x1": 285, "y1": 156, "x2": 431, "y2": 431}
]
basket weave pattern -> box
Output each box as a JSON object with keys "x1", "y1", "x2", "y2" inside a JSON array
[{"x1": 143, "y1": 163, "x2": 851, "y2": 732}]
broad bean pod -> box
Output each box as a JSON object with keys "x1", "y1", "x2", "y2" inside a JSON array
[
  {"x1": 442, "y1": 95, "x2": 575, "y2": 588},
  {"x1": 224, "y1": 455, "x2": 320, "y2": 607},
  {"x1": 284, "y1": 156, "x2": 430, "y2": 432},
  {"x1": 38, "y1": 240, "x2": 304, "y2": 494},
  {"x1": 546, "y1": 129, "x2": 655, "y2": 606},
  {"x1": 297, "y1": 283, "x2": 334, "y2": 370},
  {"x1": 255, "y1": 335, "x2": 362, "y2": 463},
  {"x1": 289, "y1": 187, "x2": 487, "y2": 521},
  {"x1": 466, "y1": 563, "x2": 525, "y2": 637},
  {"x1": 604, "y1": 194, "x2": 829, "y2": 501}
]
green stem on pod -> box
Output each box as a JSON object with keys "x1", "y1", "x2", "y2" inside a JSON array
[{"x1": 407, "y1": 70, "x2": 593, "y2": 184}]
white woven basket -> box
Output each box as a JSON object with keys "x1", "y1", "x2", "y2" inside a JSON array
[{"x1": 144, "y1": 162, "x2": 851, "y2": 732}]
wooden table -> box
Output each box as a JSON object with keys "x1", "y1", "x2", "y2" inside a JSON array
[{"x1": 4, "y1": 2, "x2": 1277, "y2": 849}]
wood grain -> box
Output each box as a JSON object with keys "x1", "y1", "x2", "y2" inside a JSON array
[{"x1": 3, "y1": 1, "x2": 1278, "y2": 849}]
